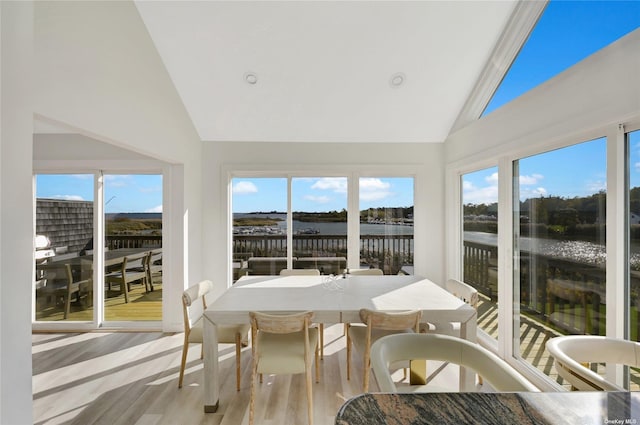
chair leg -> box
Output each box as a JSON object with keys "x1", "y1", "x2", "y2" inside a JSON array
[
  {"x1": 319, "y1": 323, "x2": 324, "y2": 360},
  {"x1": 178, "y1": 338, "x2": 189, "y2": 389},
  {"x1": 362, "y1": 349, "x2": 370, "y2": 392},
  {"x1": 235, "y1": 332, "x2": 242, "y2": 391},
  {"x1": 306, "y1": 362, "x2": 314, "y2": 425},
  {"x1": 249, "y1": 352, "x2": 258, "y2": 425},
  {"x1": 346, "y1": 325, "x2": 351, "y2": 380},
  {"x1": 315, "y1": 338, "x2": 320, "y2": 383}
]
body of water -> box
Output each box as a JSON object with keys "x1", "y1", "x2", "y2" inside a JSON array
[{"x1": 234, "y1": 213, "x2": 413, "y2": 236}]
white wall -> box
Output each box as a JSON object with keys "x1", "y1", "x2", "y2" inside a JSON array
[
  {"x1": 1, "y1": 3, "x2": 34, "y2": 423},
  {"x1": 202, "y1": 141, "x2": 445, "y2": 299},
  {"x1": 33, "y1": 1, "x2": 204, "y2": 332}
]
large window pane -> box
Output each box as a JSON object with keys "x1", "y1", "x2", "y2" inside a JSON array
[
  {"x1": 628, "y1": 129, "x2": 640, "y2": 389},
  {"x1": 104, "y1": 174, "x2": 163, "y2": 322},
  {"x1": 35, "y1": 174, "x2": 94, "y2": 322},
  {"x1": 514, "y1": 138, "x2": 606, "y2": 388},
  {"x1": 462, "y1": 167, "x2": 498, "y2": 340},
  {"x1": 292, "y1": 177, "x2": 347, "y2": 275},
  {"x1": 232, "y1": 178, "x2": 287, "y2": 278},
  {"x1": 359, "y1": 177, "x2": 414, "y2": 275}
]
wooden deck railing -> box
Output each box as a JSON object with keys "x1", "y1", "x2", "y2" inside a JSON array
[
  {"x1": 233, "y1": 234, "x2": 414, "y2": 274},
  {"x1": 106, "y1": 235, "x2": 162, "y2": 250}
]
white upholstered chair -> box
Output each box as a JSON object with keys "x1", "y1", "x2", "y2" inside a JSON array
[
  {"x1": 371, "y1": 333, "x2": 539, "y2": 393},
  {"x1": 249, "y1": 311, "x2": 319, "y2": 425},
  {"x1": 346, "y1": 308, "x2": 421, "y2": 392},
  {"x1": 546, "y1": 335, "x2": 640, "y2": 391},
  {"x1": 179, "y1": 280, "x2": 250, "y2": 390}
]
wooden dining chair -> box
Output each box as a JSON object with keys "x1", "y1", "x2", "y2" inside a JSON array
[
  {"x1": 346, "y1": 308, "x2": 421, "y2": 392},
  {"x1": 179, "y1": 280, "x2": 250, "y2": 390},
  {"x1": 249, "y1": 311, "x2": 319, "y2": 425},
  {"x1": 63, "y1": 263, "x2": 92, "y2": 319},
  {"x1": 278, "y1": 268, "x2": 327, "y2": 359},
  {"x1": 348, "y1": 268, "x2": 384, "y2": 276}
]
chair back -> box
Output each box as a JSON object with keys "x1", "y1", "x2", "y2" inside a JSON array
[
  {"x1": 359, "y1": 309, "x2": 421, "y2": 332},
  {"x1": 349, "y1": 268, "x2": 384, "y2": 276},
  {"x1": 279, "y1": 269, "x2": 320, "y2": 276},
  {"x1": 182, "y1": 280, "x2": 213, "y2": 332},
  {"x1": 445, "y1": 279, "x2": 478, "y2": 309},
  {"x1": 250, "y1": 311, "x2": 313, "y2": 334},
  {"x1": 546, "y1": 335, "x2": 640, "y2": 391},
  {"x1": 371, "y1": 333, "x2": 539, "y2": 393}
]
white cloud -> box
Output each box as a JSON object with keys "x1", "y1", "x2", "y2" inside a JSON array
[
  {"x1": 359, "y1": 178, "x2": 393, "y2": 202},
  {"x1": 311, "y1": 177, "x2": 347, "y2": 193},
  {"x1": 586, "y1": 180, "x2": 606, "y2": 193},
  {"x1": 233, "y1": 181, "x2": 258, "y2": 194},
  {"x1": 104, "y1": 175, "x2": 132, "y2": 188},
  {"x1": 51, "y1": 195, "x2": 85, "y2": 201},
  {"x1": 519, "y1": 174, "x2": 544, "y2": 185},
  {"x1": 520, "y1": 187, "x2": 548, "y2": 199},
  {"x1": 485, "y1": 172, "x2": 499, "y2": 185},
  {"x1": 462, "y1": 180, "x2": 475, "y2": 191},
  {"x1": 463, "y1": 185, "x2": 498, "y2": 205},
  {"x1": 145, "y1": 205, "x2": 163, "y2": 213}
]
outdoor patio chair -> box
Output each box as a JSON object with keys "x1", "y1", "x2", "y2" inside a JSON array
[{"x1": 104, "y1": 253, "x2": 148, "y2": 303}]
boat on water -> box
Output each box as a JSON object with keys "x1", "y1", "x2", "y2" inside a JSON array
[{"x1": 297, "y1": 228, "x2": 320, "y2": 235}]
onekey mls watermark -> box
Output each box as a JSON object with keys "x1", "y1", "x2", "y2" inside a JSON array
[{"x1": 604, "y1": 419, "x2": 638, "y2": 424}]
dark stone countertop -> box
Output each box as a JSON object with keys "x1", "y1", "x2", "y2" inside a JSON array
[{"x1": 335, "y1": 391, "x2": 640, "y2": 425}]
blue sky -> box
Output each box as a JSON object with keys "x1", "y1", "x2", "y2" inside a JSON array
[
  {"x1": 232, "y1": 177, "x2": 414, "y2": 213},
  {"x1": 36, "y1": 174, "x2": 163, "y2": 214}
]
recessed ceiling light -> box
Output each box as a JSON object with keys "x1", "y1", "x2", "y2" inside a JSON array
[
  {"x1": 390, "y1": 73, "x2": 405, "y2": 88},
  {"x1": 244, "y1": 72, "x2": 258, "y2": 85}
]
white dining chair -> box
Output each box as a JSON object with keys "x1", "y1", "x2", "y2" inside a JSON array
[
  {"x1": 546, "y1": 335, "x2": 640, "y2": 391},
  {"x1": 371, "y1": 333, "x2": 539, "y2": 393},
  {"x1": 179, "y1": 280, "x2": 250, "y2": 390}
]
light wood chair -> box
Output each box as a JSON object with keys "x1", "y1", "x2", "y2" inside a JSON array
[
  {"x1": 179, "y1": 280, "x2": 250, "y2": 390},
  {"x1": 279, "y1": 268, "x2": 320, "y2": 276},
  {"x1": 371, "y1": 333, "x2": 539, "y2": 393},
  {"x1": 249, "y1": 311, "x2": 319, "y2": 425},
  {"x1": 346, "y1": 308, "x2": 421, "y2": 392},
  {"x1": 279, "y1": 268, "x2": 327, "y2": 359},
  {"x1": 348, "y1": 268, "x2": 384, "y2": 276}
]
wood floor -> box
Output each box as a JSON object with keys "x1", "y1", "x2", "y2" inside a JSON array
[{"x1": 33, "y1": 324, "x2": 465, "y2": 425}]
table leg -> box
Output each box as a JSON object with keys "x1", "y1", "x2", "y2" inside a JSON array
[
  {"x1": 459, "y1": 312, "x2": 478, "y2": 391},
  {"x1": 203, "y1": 317, "x2": 219, "y2": 413}
]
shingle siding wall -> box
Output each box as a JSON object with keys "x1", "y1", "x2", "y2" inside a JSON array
[{"x1": 36, "y1": 199, "x2": 93, "y2": 255}]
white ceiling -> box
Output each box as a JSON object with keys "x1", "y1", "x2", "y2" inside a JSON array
[{"x1": 135, "y1": 1, "x2": 522, "y2": 144}]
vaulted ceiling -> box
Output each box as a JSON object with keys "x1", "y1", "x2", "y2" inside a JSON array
[{"x1": 133, "y1": 1, "x2": 543, "y2": 144}]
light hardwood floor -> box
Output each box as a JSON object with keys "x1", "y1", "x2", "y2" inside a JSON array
[{"x1": 35, "y1": 324, "x2": 457, "y2": 425}]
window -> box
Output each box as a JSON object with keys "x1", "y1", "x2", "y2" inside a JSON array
[
  {"x1": 292, "y1": 177, "x2": 347, "y2": 275},
  {"x1": 359, "y1": 177, "x2": 414, "y2": 275},
  {"x1": 628, "y1": 128, "x2": 640, "y2": 389},
  {"x1": 35, "y1": 174, "x2": 94, "y2": 322},
  {"x1": 484, "y1": 1, "x2": 640, "y2": 115},
  {"x1": 34, "y1": 172, "x2": 163, "y2": 325},
  {"x1": 232, "y1": 178, "x2": 287, "y2": 278},
  {"x1": 462, "y1": 167, "x2": 498, "y2": 339},
  {"x1": 231, "y1": 175, "x2": 414, "y2": 278},
  {"x1": 513, "y1": 138, "x2": 606, "y2": 388},
  {"x1": 103, "y1": 174, "x2": 163, "y2": 322}
]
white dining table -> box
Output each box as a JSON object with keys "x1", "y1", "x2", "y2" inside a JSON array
[{"x1": 202, "y1": 274, "x2": 477, "y2": 412}]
